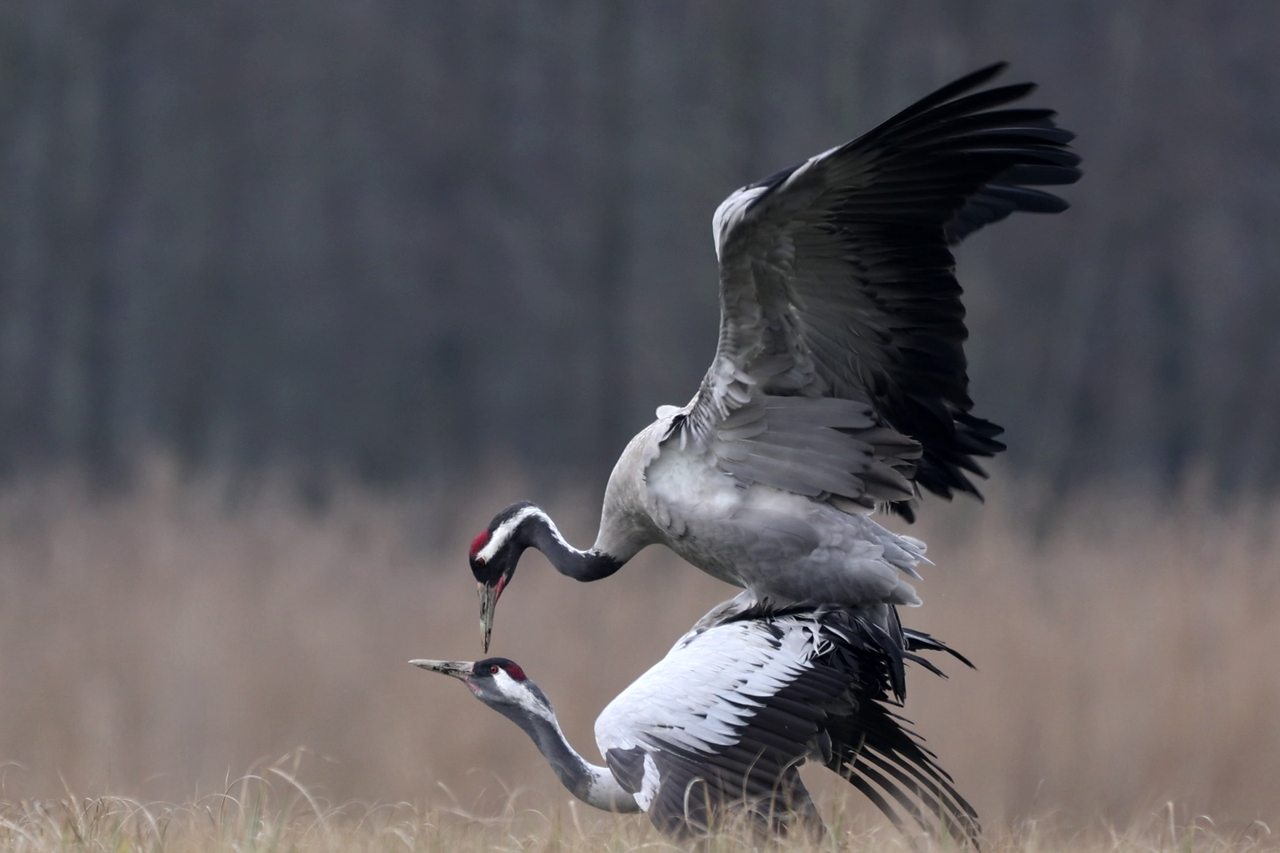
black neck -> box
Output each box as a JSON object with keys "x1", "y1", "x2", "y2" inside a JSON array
[{"x1": 527, "y1": 515, "x2": 625, "y2": 582}]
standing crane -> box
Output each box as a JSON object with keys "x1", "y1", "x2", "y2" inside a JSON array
[
  {"x1": 414, "y1": 595, "x2": 977, "y2": 843},
  {"x1": 469, "y1": 63, "x2": 1081, "y2": 650}
]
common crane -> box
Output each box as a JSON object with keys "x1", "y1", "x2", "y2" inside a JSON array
[
  {"x1": 470, "y1": 63, "x2": 1080, "y2": 650},
  {"x1": 414, "y1": 595, "x2": 977, "y2": 843}
]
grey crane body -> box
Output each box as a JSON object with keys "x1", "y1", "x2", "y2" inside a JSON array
[
  {"x1": 414, "y1": 596, "x2": 978, "y2": 844},
  {"x1": 470, "y1": 62, "x2": 1081, "y2": 650}
]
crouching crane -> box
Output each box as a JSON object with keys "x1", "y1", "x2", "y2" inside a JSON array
[
  {"x1": 413, "y1": 596, "x2": 978, "y2": 844},
  {"x1": 469, "y1": 62, "x2": 1080, "y2": 651}
]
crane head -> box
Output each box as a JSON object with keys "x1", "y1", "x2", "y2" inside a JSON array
[
  {"x1": 469, "y1": 502, "x2": 539, "y2": 652},
  {"x1": 411, "y1": 657, "x2": 552, "y2": 724}
]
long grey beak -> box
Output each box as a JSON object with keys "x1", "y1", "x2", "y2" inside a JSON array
[
  {"x1": 478, "y1": 581, "x2": 498, "y2": 653},
  {"x1": 410, "y1": 659, "x2": 474, "y2": 679}
]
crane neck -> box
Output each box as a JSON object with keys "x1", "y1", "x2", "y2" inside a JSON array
[
  {"x1": 495, "y1": 695, "x2": 640, "y2": 813},
  {"x1": 526, "y1": 512, "x2": 626, "y2": 582}
]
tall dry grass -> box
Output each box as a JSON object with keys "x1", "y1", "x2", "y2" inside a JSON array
[
  {"x1": 0, "y1": 458, "x2": 1277, "y2": 843},
  {"x1": 3, "y1": 768, "x2": 1274, "y2": 853},
  {"x1": 2, "y1": 773, "x2": 1277, "y2": 853}
]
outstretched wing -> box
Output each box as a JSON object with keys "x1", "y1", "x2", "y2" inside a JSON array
[
  {"x1": 679, "y1": 62, "x2": 1081, "y2": 519},
  {"x1": 595, "y1": 602, "x2": 979, "y2": 845},
  {"x1": 595, "y1": 613, "x2": 837, "y2": 839}
]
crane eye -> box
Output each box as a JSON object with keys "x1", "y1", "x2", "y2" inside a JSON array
[
  {"x1": 474, "y1": 557, "x2": 486, "y2": 566},
  {"x1": 490, "y1": 665, "x2": 500, "y2": 675}
]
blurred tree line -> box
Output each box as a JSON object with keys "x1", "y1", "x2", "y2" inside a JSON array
[{"x1": 1, "y1": 1, "x2": 1278, "y2": 506}]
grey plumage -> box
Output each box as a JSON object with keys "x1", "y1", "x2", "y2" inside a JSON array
[
  {"x1": 470, "y1": 62, "x2": 1080, "y2": 650},
  {"x1": 415, "y1": 596, "x2": 978, "y2": 844},
  {"x1": 691, "y1": 62, "x2": 1079, "y2": 517}
]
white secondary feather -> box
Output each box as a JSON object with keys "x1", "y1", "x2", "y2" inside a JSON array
[
  {"x1": 636, "y1": 753, "x2": 661, "y2": 811},
  {"x1": 595, "y1": 609, "x2": 821, "y2": 760}
]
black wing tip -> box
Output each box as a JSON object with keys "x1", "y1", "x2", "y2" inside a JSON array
[
  {"x1": 836, "y1": 54, "x2": 1070, "y2": 509},
  {"x1": 930, "y1": 61, "x2": 1013, "y2": 105},
  {"x1": 860, "y1": 61, "x2": 1015, "y2": 140},
  {"x1": 763, "y1": 610, "x2": 983, "y2": 849},
  {"x1": 970, "y1": 60, "x2": 1010, "y2": 81},
  {"x1": 887, "y1": 499, "x2": 918, "y2": 523},
  {"x1": 904, "y1": 629, "x2": 977, "y2": 671},
  {"x1": 892, "y1": 409, "x2": 1005, "y2": 518}
]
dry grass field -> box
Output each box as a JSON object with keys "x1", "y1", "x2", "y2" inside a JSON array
[
  {"x1": 1, "y1": 777, "x2": 1277, "y2": 853},
  {"x1": 1, "y1": 459, "x2": 1277, "y2": 850}
]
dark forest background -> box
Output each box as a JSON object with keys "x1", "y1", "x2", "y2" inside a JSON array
[{"x1": 2, "y1": 1, "x2": 1278, "y2": 508}]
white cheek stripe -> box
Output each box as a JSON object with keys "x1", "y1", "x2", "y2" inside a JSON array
[
  {"x1": 476, "y1": 507, "x2": 539, "y2": 563},
  {"x1": 491, "y1": 669, "x2": 555, "y2": 720},
  {"x1": 473, "y1": 502, "x2": 578, "y2": 560},
  {"x1": 476, "y1": 506, "x2": 576, "y2": 564}
]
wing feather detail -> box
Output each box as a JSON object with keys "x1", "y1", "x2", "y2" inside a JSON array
[
  {"x1": 683, "y1": 62, "x2": 1079, "y2": 520},
  {"x1": 593, "y1": 601, "x2": 979, "y2": 845},
  {"x1": 709, "y1": 395, "x2": 919, "y2": 506}
]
